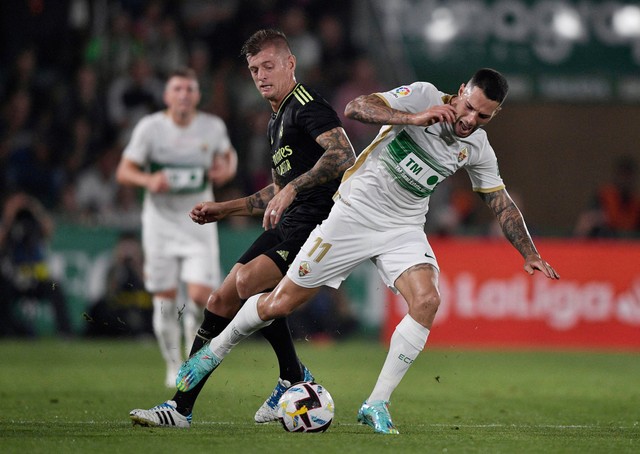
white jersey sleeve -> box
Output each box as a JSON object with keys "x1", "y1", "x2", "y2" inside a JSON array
[
  {"x1": 377, "y1": 82, "x2": 442, "y2": 114},
  {"x1": 123, "y1": 115, "x2": 155, "y2": 165}
]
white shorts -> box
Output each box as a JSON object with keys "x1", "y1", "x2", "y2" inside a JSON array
[
  {"x1": 143, "y1": 221, "x2": 221, "y2": 293},
  {"x1": 286, "y1": 204, "x2": 439, "y2": 293}
]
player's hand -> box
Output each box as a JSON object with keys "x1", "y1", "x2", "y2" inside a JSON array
[
  {"x1": 414, "y1": 105, "x2": 457, "y2": 127},
  {"x1": 263, "y1": 185, "x2": 296, "y2": 230},
  {"x1": 524, "y1": 255, "x2": 560, "y2": 280},
  {"x1": 190, "y1": 201, "x2": 226, "y2": 224},
  {"x1": 147, "y1": 171, "x2": 171, "y2": 193}
]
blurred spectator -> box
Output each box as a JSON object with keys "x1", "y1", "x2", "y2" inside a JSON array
[
  {"x1": 86, "y1": 10, "x2": 139, "y2": 80},
  {"x1": 187, "y1": 41, "x2": 215, "y2": 109},
  {"x1": 575, "y1": 155, "x2": 640, "y2": 238},
  {"x1": 179, "y1": 0, "x2": 241, "y2": 63},
  {"x1": 333, "y1": 55, "x2": 384, "y2": 152},
  {"x1": 107, "y1": 56, "x2": 164, "y2": 144},
  {"x1": 0, "y1": 192, "x2": 72, "y2": 337},
  {"x1": 317, "y1": 14, "x2": 358, "y2": 90},
  {"x1": 84, "y1": 232, "x2": 152, "y2": 337},
  {"x1": 0, "y1": 90, "x2": 36, "y2": 194},
  {"x1": 56, "y1": 64, "x2": 114, "y2": 161},
  {"x1": 279, "y1": 6, "x2": 321, "y2": 81},
  {"x1": 132, "y1": 1, "x2": 189, "y2": 77},
  {"x1": 61, "y1": 115, "x2": 99, "y2": 179},
  {"x1": 74, "y1": 143, "x2": 121, "y2": 224},
  {"x1": 7, "y1": 136, "x2": 64, "y2": 208},
  {"x1": 148, "y1": 16, "x2": 189, "y2": 78},
  {"x1": 2, "y1": 46, "x2": 47, "y2": 107}
]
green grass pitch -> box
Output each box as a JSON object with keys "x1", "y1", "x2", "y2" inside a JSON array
[{"x1": 0, "y1": 338, "x2": 638, "y2": 453}]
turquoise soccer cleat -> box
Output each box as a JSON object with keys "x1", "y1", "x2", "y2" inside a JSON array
[
  {"x1": 357, "y1": 400, "x2": 400, "y2": 435},
  {"x1": 175, "y1": 344, "x2": 221, "y2": 392}
]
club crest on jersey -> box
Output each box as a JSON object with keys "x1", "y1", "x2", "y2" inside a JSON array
[
  {"x1": 457, "y1": 147, "x2": 468, "y2": 163},
  {"x1": 298, "y1": 261, "x2": 311, "y2": 277},
  {"x1": 391, "y1": 86, "x2": 411, "y2": 98}
]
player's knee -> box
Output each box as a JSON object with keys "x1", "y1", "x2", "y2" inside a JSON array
[
  {"x1": 412, "y1": 289, "x2": 441, "y2": 319},
  {"x1": 205, "y1": 290, "x2": 237, "y2": 318},
  {"x1": 235, "y1": 267, "x2": 253, "y2": 300},
  {"x1": 236, "y1": 265, "x2": 279, "y2": 300}
]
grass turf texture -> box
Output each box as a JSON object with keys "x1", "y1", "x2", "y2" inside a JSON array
[{"x1": 0, "y1": 338, "x2": 638, "y2": 453}]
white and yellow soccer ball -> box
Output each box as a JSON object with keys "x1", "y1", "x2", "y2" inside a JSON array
[{"x1": 277, "y1": 381, "x2": 335, "y2": 432}]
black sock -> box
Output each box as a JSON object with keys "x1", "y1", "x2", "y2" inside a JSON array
[
  {"x1": 260, "y1": 317, "x2": 304, "y2": 383},
  {"x1": 173, "y1": 309, "x2": 231, "y2": 415}
]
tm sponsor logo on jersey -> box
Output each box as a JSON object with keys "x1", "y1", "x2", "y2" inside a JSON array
[
  {"x1": 398, "y1": 153, "x2": 441, "y2": 191},
  {"x1": 390, "y1": 86, "x2": 411, "y2": 98}
]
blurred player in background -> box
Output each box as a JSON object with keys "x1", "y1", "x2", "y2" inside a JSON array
[
  {"x1": 172, "y1": 68, "x2": 560, "y2": 434},
  {"x1": 116, "y1": 67, "x2": 237, "y2": 387},
  {"x1": 129, "y1": 29, "x2": 355, "y2": 427}
]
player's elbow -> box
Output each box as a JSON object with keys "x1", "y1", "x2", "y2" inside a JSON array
[{"x1": 344, "y1": 97, "x2": 361, "y2": 120}]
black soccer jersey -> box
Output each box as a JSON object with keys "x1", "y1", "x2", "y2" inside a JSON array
[{"x1": 268, "y1": 83, "x2": 343, "y2": 228}]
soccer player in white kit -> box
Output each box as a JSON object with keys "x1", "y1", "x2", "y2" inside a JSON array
[
  {"x1": 116, "y1": 68, "x2": 237, "y2": 387},
  {"x1": 175, "y1": 68, "x2": 560, "y2": 434}
]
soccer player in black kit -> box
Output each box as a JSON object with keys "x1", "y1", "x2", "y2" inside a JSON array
[{"x1": 130, "y1": 29, "x2": 356, "y2": 428}]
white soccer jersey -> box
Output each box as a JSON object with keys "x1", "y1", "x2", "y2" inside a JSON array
[
  {"x1": 335, "y1": 82, "x2": 504, "y2": 230},
  {"x1": 123, "y1": 111, "x2": 231, "y2": 288}
]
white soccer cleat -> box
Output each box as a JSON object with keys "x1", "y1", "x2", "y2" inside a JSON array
[
  {"x1": 254, "y1": 365, "x2": 314, "y2": 423},
  {"x1": 130, "y1": 400, "x2": 191, "y2": 428},
  {"x1": 254, "y1": 378, "x2": 291, "y2": 423}
]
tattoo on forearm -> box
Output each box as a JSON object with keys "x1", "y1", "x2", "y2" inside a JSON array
[
  {"x1": 480, "y1": 191, "x2": 539, "y2": 258},
  {"x1": 290, "y1": 128, "x2": 355, "y2": 193},
  {"x1": 246, "y1": 185, "x2": 276, "y2": 213},
  {"x1": 345, "y1": 95, "x2": 411, "y2": 125}
]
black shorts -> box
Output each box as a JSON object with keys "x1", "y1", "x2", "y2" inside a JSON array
[{"x1": 237, "y1": 222, "x2": 317, "y2": 276}]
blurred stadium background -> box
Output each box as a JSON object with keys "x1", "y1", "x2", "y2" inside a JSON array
[{"x1": 0, "y1": 0, "x2": 639, "y2": 349}]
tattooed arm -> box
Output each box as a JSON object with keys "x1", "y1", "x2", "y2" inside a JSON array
[
  {"x1": 479, "y1": 189, "x2": 560, "y2": 279},
  {"x1": 264, "y1": 126, "x2": 356, "y2": 229},
  {"x1": 189, "y1": 183, "x2": 277, "y2": 224},
  {"x1": 345, "y1": 94, "x2": 457, "y2": 127}
]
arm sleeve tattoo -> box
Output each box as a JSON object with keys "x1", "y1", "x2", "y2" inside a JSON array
[
  {"x1": 344, "y1": 94, "x2": 415, "y2": 125},
  {"x1": 479, "y1": 189, "x2": 540, "y2": 259},
  {"x1": 289, "y1": 127, "x2": 356, "y2": 193}
]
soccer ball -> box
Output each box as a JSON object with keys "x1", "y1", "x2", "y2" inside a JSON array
[{"x1": 277, "y1": 381, "x2": 335, "y2": 432}]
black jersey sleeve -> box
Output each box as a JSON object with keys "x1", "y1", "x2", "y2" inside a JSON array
[{"x1": 295, "y1": 89, "x2": 343, "y2": 140}]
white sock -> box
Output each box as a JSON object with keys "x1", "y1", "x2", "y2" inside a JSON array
[
  {"x1": 367, "y1": 314, "x2": 430, "y2": 402},
  {"x1": 152, "y1": 296, "x2": 182, "y2": 373},
  {"x1": 181, "y1": 298, "x2": 202, "y2": 358},
  {"x1": 208, "y1": 293, "x2": 273, "y2": 359}
]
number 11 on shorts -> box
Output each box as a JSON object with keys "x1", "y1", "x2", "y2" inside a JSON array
[{"x1": 307, "y1": 237, "x2": 332, "y2": 262}]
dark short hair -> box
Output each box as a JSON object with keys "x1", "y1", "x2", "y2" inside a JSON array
[
  {"x1": 468, "y1": 68, "x2": 509, "y2": 105},
  {"x1": 167, "y1": 67, "x2": 197, "y2": 81},
  {"x1": 240, "y1": 29, "x2": 291, "y2": 58}
]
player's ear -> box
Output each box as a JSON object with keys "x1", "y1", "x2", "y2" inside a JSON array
[
  {"x1": 288, "y1": 53, "x2": 296, "y2": 71},
  {"x1": 457, "y1": 83, "x2": 466, "y2": 97}
]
